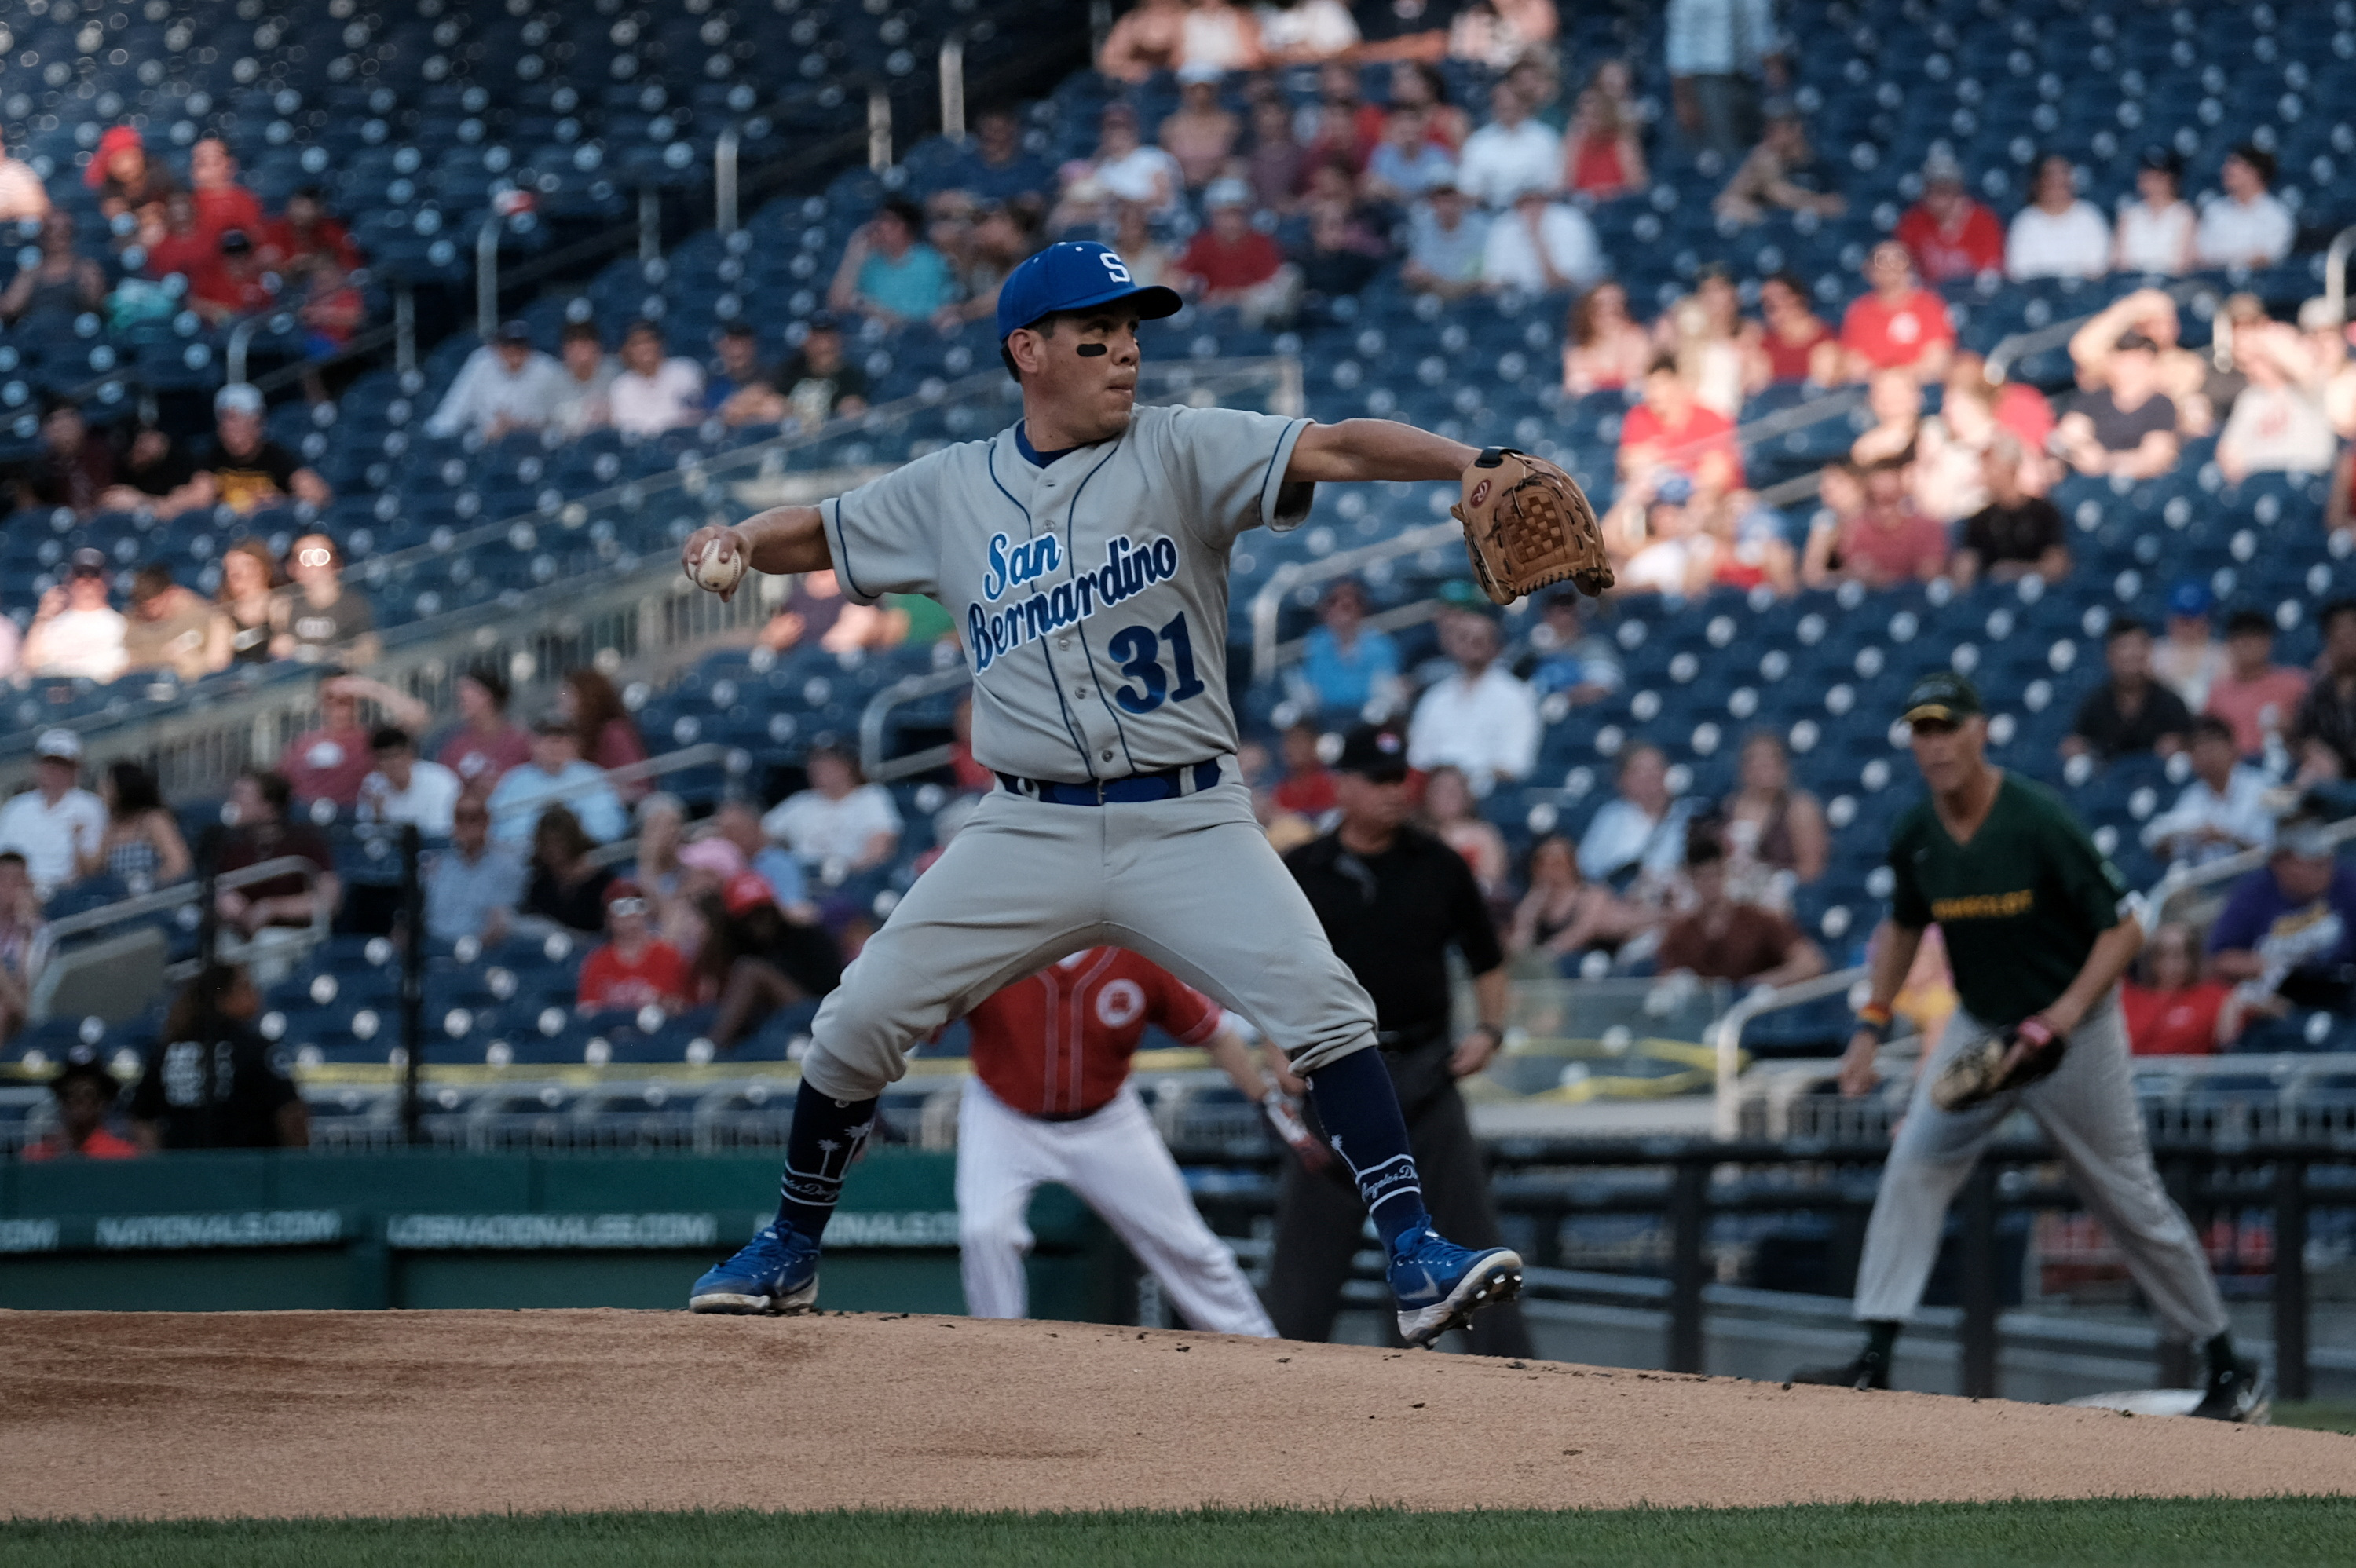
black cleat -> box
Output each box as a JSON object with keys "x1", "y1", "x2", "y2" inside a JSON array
[
  {"x1": 2190, "y1": 1357, "x2": 2270, "y2": 1424},
  {"x1": 1791, "y1": 1349, "x2": 1891, "y2": 1391}
]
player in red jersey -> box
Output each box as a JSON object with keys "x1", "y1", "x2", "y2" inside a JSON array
[{"x1": 951, "y1": 946, "x2": 1323, "y2": 1334}]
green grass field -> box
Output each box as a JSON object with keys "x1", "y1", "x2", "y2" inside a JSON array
[{"x1": 9, "y1": 1497, "x2": 2356, "y2": 1568}]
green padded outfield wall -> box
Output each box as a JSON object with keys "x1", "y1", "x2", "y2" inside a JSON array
[{"x1": 0, "y1": 1150, "x2": 1129, "y2": 1320}]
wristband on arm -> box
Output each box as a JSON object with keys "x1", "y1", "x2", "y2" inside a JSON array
[{"x1": 1853, "y1": 1003, "x2": 1893, "y2": 1045}]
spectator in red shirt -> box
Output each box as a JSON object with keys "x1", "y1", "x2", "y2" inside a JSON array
[
  {"x1": 438, "y1": 665, "x2": 534, "y2": 793},
  {"x1": 280, "y1": 676, "x2": 379, "y2": 813},
  {"x1": 1838, "y1": 241, "x2": 1955, "y2": 384},
  {"x1": 144, "y1": 191, "x2": 221, "y2": 291},
  {"x1": 1272, "y1": 721, "x2": 1338, "y2": 817},
  {"x1": 2121, "y1": 922, "x2": 2230, "y2": 1054},
  {"x1": 21, "y1": 1049, "x2": 141, "y2": 1162},
  {"x1": 1894, "y1": 152, "x2": 2002, "y2": 283},
  {"x1": 1170, "y1": 180, "x2": 1301, "y2": 327},
  {"x1": 1618, "y1": 356, "x2": 1743, "y2": 492},
  {"x1": 188, "y1": 137, "x2": 265, "y2": 240},
  {"x1": 1749, "y1": 271, "x2": 1838, "y2": 386},
  {"x1": 577, "y1": 879, "x2": 695, "y2": 1014},
  {"x1": 1809, "y1": 455, "x2": 1948, "y2": 588},
  {"x1": 280, "y1": 674, "x2": 430, "y2": 813},
  {"x1": 191, "y1": 228, "x2": 278, "y2": 325},
  {"x1": 260, "y1": 186, "x2": 364, "y2": 282},
  {"x1": 2206, "y1": 608, "x2": 2312, "y2": 759}
]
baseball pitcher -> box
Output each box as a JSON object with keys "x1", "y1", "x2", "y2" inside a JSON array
[
  {"x1": 679, "y1": 242, "x2": 1607, "y2": 1346},
  {"x1": 951, "y1": 947, "x2": 1319, "y2": 1335},
  {"x1": 1795, "y1": 672, "x2": 2263, "y2": 1421}
]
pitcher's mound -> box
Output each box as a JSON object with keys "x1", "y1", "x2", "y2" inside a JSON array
[{"x1": 2, "y1": 1309, "x2": 2348, "y2": 1519}]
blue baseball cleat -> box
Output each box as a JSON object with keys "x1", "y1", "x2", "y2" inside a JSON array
[
  {"x1": 1389, "y1": 1226, "x2": 1524, "y2": 1348},
  {"x1": 689, "y1": 1223, "x2": 821, "y2": 1315}
]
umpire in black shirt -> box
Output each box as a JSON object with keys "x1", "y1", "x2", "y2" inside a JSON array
[{"x1": 1265, "y1": 724, "x2": 1533, "y2": 1357}]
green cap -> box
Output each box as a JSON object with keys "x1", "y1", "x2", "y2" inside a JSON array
[{"x1": 1901, "y1": 671, "x2": 1984, "y2": 726}]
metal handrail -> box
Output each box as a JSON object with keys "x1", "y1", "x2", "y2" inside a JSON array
[
  {"x1": 867, "y1": 83, "x2": 893, "y2": 175},
  {"x1": 1707, "y1": 963, "x2": 1867, "y2": 1139},
  {"x1": 2142, "y1": 813, "x2": 2356, "y2": 931},
  {"x1": 938, "y1": 35, "x2": 968, "y2": 144},
  {"x1": 638, "y1": 185, "x2": 663, "y2": 265},
  {"x1": 475, "y1": 210, "x2": 504, "y2": 342},
  {"x1": 224, "y1": 311, "x2": 294, "y2": 387},
  {"x1": 859, "y1": 666, "x2": 972, "y2": 782},
  {"x1": 46, "y1": 853, "x2": 327, "y2": 942},
  {"x1": 1984, "y1": 278, "x2": 2206, "y2": 385},
  {"x1": 715, "y1": 125, "x2": 741, "y2": 238},
  {"x1": 482, "y1": 741, "x2": 734, "y2": 839},
  {"x1": 1249, "y1": 521, "x2": 1463, "y2": 684},
  {"x1": 2325, "y1": 224, "x2": 2356, "y2": 327}
]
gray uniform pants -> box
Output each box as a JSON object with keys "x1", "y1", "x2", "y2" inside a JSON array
[
  {"x1": 1853, "y1": 994, "x2": 2230, "y2": 1343},
  {"x1": 801, "y1": 773, "x2": 1380, "y2": 1102}
]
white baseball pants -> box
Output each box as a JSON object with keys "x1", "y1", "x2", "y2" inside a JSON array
[
  {"x1": 1852, "y1": 994, "x2": 2230, "y2": 1342},
  {"x1": 800, "y1": 776, "x2": 1381, "y2": 1102},
  {"x1": 955, "y1": 1075, "x2": 1276, "y2": 1337}
]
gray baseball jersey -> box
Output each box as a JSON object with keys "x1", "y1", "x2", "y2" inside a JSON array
[
  {"x1": 820, "y1": 404, "x2": 1313, "y2": 782},
  {"x1": 795, "y1": 405, "x2": 1382, "y2": 1106}
]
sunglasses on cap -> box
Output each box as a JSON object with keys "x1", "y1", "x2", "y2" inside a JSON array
[{"x1": 607, "y1": 897, "x2": 649, "y2": 917}]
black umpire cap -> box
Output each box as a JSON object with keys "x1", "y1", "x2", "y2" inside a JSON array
[
  {"x1": 1333, "y1": 724, "x2": 1410, "y2": 782},
  {"x1": 1900, "y1": 671, "x2": 1984, "y2": 728}
]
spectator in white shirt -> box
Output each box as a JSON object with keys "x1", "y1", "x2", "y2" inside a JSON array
[
  {"x1": 487, "y1": 715, "x2": 627, "y2": 846},
  {"x1": 1400, "y1": 179, "x2": 1490, "y2": 300},
  {"x1": 2114, "y1": 148, "x2": 2196, "y2": 276},
  {"x1": 2195, "y1": 144, "x2": 2295, "y2": 271},
  {"x1": 606, "y1": 319, "x2": 706, "y2": 437},
  {"x1": 1577, "y1": 743, "x2": 1697, "y2": 890},
  {"x1": 424, "y1": 320, "x2": 575, "y2": 441},
  {"x1": 0, "y1": 130, "x2": 49, "y2": 224},
  {"x1": 22, "y1": 549, "x2": 128, "y2": 684},
  {"x1": 2217, "y1": 319, "x2": 2337, "y2": 483},
  {"x1": 1406, "y1": 611, "x2": 1540, "y2": 795},
  {"x1": 762, "y1": 744, "x2": 902, "y2": 872},
  {"x1": 1480, "y1": 185, "x2": 1603, "y2": 295},
  {"x1": 1454, "y1": 82, "x2": 1562, "y2": 210},
  {"x1": 2006, "y1": 155, "x2": 2111, "y2": 280},
  {"x1": 357, "y1": 726, "x2": 463, "y2": 837},
  {"x1": 2142, "y1": 716, "x2": 2276, "y2": 867},
  {"x1": 0, "y1": 729, "x2": 108, "y2": 899},
  {"x1": 551, "y1": 320, "x2": 617, "y2": 437}
]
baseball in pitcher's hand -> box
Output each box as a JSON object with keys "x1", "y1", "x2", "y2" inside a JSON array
[
  {"x1": 681, "y1": 524, "x2": 752, "y2": 602},
  {"x1": 1837, "y1": 1031, "x2": 1882, "y2": 1098}
]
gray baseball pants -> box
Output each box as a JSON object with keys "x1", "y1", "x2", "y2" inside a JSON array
[
  {"x1": 799, "y1": 773, "x2": 1381, "y2": 1102},
  {"x1": 1852, "y1": 993, "x2": 2230, "y2": 1342}
]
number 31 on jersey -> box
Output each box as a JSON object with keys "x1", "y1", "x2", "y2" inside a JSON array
[{"x1": 1107, "y1": 612, "x2": 1206, "y2": 715}]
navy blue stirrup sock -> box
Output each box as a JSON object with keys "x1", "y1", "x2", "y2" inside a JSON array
[
  {"x1": 1306, "y1": 1046, "x2": 1429, "y2": 1253},
  {"x1": 775, "y1": 1079, "x2": 879, "y2": 1241}
]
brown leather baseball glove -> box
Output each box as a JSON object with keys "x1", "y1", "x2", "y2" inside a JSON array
[
  {"x1": 1930, "y1": 1015, "x2": 2068, "y2": 1113},
  {"x1": 1451, "y1": 447, "x2": 1614, "y2": 605}
]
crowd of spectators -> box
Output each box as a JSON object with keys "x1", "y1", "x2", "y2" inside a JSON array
[{"x1": 0, "y1": 126, "x2": 364, "y2": 360}]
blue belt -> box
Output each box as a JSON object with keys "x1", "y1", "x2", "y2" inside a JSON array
[{"x1": 996, "y1": 760, "x2": 1222, "y2": 806}]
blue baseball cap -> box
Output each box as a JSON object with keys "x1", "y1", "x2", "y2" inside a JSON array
[
  {"x1": 994, "y1": 240, "x2": 1183, "y2": 342},
  {"x1": 2167, "y1": 578, "x2": 2213, "y2": 618}
]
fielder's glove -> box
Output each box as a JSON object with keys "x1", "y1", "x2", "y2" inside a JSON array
[
  {"x1": 1261, "y1": 1091, "x2": 1332, "y2": 1173},
  {"x1": 1930, "y1": 1015, "x2": 2067, "y2": 1113},
  {"x1": 1451, "y1": 447, "x2": 1613, "y2": 605}
]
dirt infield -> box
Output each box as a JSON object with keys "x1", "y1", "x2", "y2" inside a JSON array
[{"x1": 2, "y1": 1309, "x2": 2351, "y2": 1519}]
